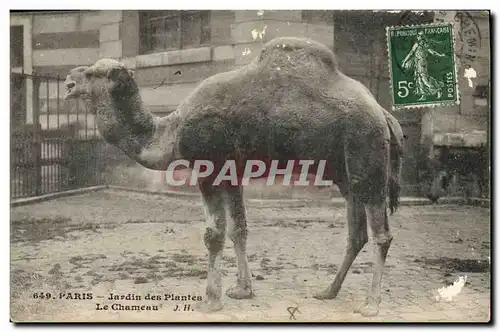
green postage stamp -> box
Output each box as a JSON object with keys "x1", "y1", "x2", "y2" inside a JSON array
[{"x1": 386, "y1": 23, "x2": 459, "y2": 109}]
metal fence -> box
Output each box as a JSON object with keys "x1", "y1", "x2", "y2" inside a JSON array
[{"x1": 10, "y1": 71, "x2": 106, "y2": 199}]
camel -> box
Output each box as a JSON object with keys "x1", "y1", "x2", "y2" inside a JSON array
[{"x1": 64, "y1": 37, "x2": 404, "y2": 317}]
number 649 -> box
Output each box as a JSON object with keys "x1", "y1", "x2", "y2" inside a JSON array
[{"x1": 397, "y1": 81, "x2": 414, "y2": 98}]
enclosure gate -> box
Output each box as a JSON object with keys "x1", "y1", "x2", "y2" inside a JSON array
[{"x1": 10, "y1": 71, "x2": 106, "y2": 199}]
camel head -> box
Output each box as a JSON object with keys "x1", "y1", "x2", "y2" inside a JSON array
[
  {"x1": 63, "y1": 59, "x2": 152, "y2": 151},
  {"x1": 63, "y1": 58, "x2": 137, "y2": 102}
]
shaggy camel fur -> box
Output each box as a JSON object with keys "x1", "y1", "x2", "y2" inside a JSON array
[{"x1": 64, "y1": 37, "x2": 404, "y2": 317}]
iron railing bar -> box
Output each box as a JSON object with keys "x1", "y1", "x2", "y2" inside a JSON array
[
  {"x1": 85, "y1": 100, "x2": 88, "y2": 140},
  {"x1": 50, "y1": 142, "x2": 53, "y2": 193},
  {"x1": 93, "y1": 110, "x2": 97, "y2": 136},
  {"x1": 59, "y1": 131, "x2": 63, "y2": 192},
  {"x1": 14, "y1": 146, "x2": 17, "y2": 197},
  {"x1": 40, "y1": 142, "x2": 43, "y2": 195},
  {"x1": 44, "y1": 141, "x2": 46, "y2": 194},
  {"x1": 76, "y1": 100, "x2": 80, "y2": 139},
  {"x1": 56, "y1": 74, "x2": 60, "y2": 129},
  {"x1": 47, "y1": 142, "x2": 50, "y2": 193},
  {"x1": 57, "y1": 75, "x2": 62, "y2": 191},
  {"x1": 32, "y1": 74, "x2": 41, "y2": 196},
  {"x1": 67, "y1": 100, "x2": 70, "y2": 132},
  {"x1": 46, "y1": 77, "x2": 50, "y2": 131}
]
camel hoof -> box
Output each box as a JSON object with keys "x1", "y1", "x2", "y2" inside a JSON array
[
  {"x1": 226, "y1": 284, "x2": 254, "y2": 299},
  {"x1": 195, "y1": 299, "x2": 223, "y2": 313},
  {"x1": 312, "y1": 288, "x2": 338, "y2": 300},
  {"x1": 354, "y1": 298, "x2": 380, "y2": 317}
]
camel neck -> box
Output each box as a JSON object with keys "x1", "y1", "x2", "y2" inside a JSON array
[
  {"x1": 112, "y1": 92, "x2": 155, "y2": 146},
  {"x1": 90, "y1": 91, "x2": 180, "y2": 170}
]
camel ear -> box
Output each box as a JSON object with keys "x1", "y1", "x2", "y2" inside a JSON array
[{"x1": 83, "y1": 66, "x2": 95, "y2": 77}]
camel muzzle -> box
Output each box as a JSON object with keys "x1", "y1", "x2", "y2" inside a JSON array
[{"x1": 63, "y1": 81, "x2": 76, "y2": 100}]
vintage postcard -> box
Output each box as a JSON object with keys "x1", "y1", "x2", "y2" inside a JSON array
[{"x1": 10, "y1": 9, "x2": 490, "y2": 323}]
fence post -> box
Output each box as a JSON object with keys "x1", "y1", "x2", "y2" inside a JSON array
[{"x1": 32, "y1": 74, "x2": 42, "y2": 196}]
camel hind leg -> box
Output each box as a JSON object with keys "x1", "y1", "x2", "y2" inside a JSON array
[
  {"x1": 353, "y1": 138, "x2": 393, "y2": 317},
  {"x1": 196, "y1": 181, "x2": 227, "y2": 312},
  {"x1": 224, "y1": 185, "x2": 253, "y2": 299},
  {"x1": 313, "y1": 189, "x2": 368, "y2": 300},
  {"x1": 313, "y1": 141, "x2": 371, "y2": 301},
  {"x1": 315, "y1": 133, "x2": 392, "y2": 317},
  {"x1": 354, "y1": 196, "x2": 393, "y2": 317}
]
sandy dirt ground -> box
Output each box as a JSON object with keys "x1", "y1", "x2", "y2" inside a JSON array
[{"x1": 10, "y1": 190, "x2": 490, "y2": 323}]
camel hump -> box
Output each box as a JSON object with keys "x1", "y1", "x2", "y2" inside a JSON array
[{"x1": 258, "y1": 37, "x2": 338, "y2": 71}]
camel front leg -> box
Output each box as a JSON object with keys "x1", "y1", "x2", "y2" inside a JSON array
[
  {"x1": 224, "y1": 185, "x2": 253, "y2": 299},
  {"x1": 197, "y1": 182, "x2": 227, "y2": 312},
  {"x1": 354, "y1": 198, "x2": 393, "y2": 317}
]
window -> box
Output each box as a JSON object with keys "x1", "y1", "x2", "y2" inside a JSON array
[
  {"x1": 10, "y1": 25, "x2": 23, "y2": 68},
  {"x1": 473, "y1": 85, "x2": 489, "y2": 107},
  {"x1": 473, "y1": 85, "x2": 488, "y2": 99},
  {"x1": 139, "y1": 10, "x2": 210, "y2": 54}
]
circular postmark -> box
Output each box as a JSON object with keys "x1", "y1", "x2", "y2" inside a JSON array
[
  {"x1": 434, "y1": 10, "x2": 482, "y2": 68},
  {"x1": 453, "y1": 11, "x2": 482, "y2": 68}
]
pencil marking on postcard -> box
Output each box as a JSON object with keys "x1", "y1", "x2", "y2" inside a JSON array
[{"x1": 287, "y1": 306, "x2": 301, "y2": 320}]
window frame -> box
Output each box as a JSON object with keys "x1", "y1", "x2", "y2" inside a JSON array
[
  {"x1": 10, "y1": 15, "x2": 33, "y2": 124},
  {"x1": 139, "y1": 10, "x2": 211, "y2": 55}
]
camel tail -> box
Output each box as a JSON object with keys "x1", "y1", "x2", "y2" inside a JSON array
[
  {"x1": 389, "y1": 170, "x2": 401, "y2": 215},
  {"x1": 384, "y1": 109, "x2": 404, "y2": 215}
]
